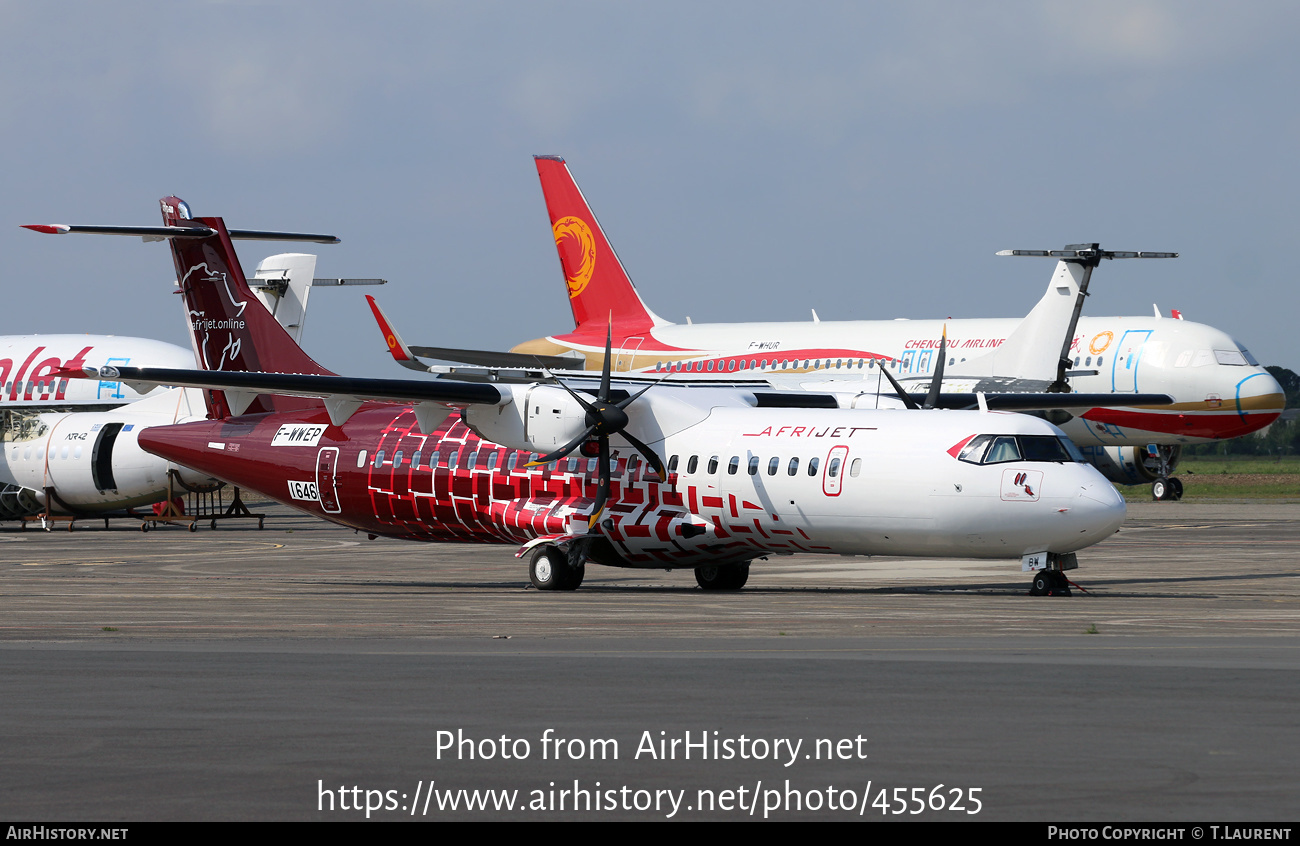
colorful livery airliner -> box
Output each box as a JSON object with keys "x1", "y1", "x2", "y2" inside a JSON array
[{"x1": 489, "y1": 157, "x2": 1284, "y2": 501}]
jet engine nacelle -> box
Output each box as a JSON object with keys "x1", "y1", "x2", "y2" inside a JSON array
[
  {"x1": 461, "y1": 383, "x2": 589, "y2": 455},
  {"x1": 1079, "y1": 444, "x2": 1182, "y2": 485}
]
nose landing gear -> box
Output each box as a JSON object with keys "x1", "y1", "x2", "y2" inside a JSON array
[
  {"x1": 1152, "y1": 476, "x2": 1184, "y2": 501},
  {"x1": 1027, "y1": 552, "x2": 1078, "y2": 596},
  {"x1": 1147, "y1": 445, "x2": 1184, "y2": 501},
  {"x1": 1029, "y1": 569, "x2": 1072, "y2": 596}
]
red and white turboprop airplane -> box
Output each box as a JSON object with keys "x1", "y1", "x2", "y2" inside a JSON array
[{"x1": 31, "y1": 197, "x2": 1149, "y2": 596}]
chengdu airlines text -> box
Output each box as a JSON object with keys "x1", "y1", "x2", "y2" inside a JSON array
[{"x1": 315, "y1": 729, "x2": 983, "y2": 819}]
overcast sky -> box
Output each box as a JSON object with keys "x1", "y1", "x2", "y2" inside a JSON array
[{"x1": 2, "y1": 1, "x2": 1297, "y2": 375}]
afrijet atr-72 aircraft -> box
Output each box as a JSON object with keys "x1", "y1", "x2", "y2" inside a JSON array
[
  {"x1": 435, "y1": 157, "x2": 1281, "y2": 502},
  {"x1": 28, "y1": 197, "x2": 1145, "y2": 595}
]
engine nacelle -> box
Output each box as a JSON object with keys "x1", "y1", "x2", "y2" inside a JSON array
[
  {"x1": 1079, "y1": 444, "x2": 1181, "y2": 485},
  {"x1": 0, "y1": 483, "x2": 41, "y2": 518},
  {"x1": 462, "y1": 384, "x2": 591, "y2": 454}
]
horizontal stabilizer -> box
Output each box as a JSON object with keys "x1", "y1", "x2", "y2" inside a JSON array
[
  {"x1": 22, "y1": 224, "x2": 339, "y2": 244},
  {"x1": 997, "y1": 248, "x2": 1177, "y2": 260}
]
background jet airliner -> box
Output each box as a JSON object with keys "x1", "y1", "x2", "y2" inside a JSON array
[
  {"x1": 395, "y1": 156, "x2": 1284, "y2": 502},
  {"x1": 33, "y1": 197, "x2": 1136, "y2": 595}
]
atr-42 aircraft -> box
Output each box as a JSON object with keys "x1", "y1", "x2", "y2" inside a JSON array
[
  {"x1": 0, "y1": 333, "x2": 194, "y2": 518},
  {"x1": 30, "y1": 198, "x2": 1150, "y2": 596},
  {"x1": 0, "y1": 243, "x2": 375, "y2": 523},
  {"x1": 451, "y1": 157, "x2": 1281, "y2": 502}
]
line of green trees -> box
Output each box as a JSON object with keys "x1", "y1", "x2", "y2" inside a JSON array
[{"x1": 1184, "y1": 367, "x2": 1299, "y2": 457}]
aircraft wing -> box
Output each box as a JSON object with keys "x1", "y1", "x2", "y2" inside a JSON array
[
  {"x1": 61, "y1": 365, "x2": 507, "y2": 427},
  {"x1": 72, "y1": 364, "x2": 1171, "y2": 417},
  {"x1": 406, "y1": 346, "x2": 582, "y2": 370},
  {"x1": 366, "y1": 295, "x2": 580, "y2": 372}
]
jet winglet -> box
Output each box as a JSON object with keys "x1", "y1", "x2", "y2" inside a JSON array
[{"x1": 366, "y1": 295, "x2": 417, "y2": 363}]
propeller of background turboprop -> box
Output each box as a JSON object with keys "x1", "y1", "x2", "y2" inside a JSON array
[
  {"x1": 526, "y1": 327, "x2": 667, "y2": 530},
  {"x1": 877, "y1": 326, "x2": 949, "y2": 410}
]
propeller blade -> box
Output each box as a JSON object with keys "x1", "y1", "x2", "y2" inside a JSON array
[
  {"x1": 549, "y1": 376, "x2": 598, "y2": 415},
  {"x1": 588, "y1": 436, "x2": 611, "y2": 530},
  {"x1": 615, "y1": 369, "x2": 676, "y2": 410},
  {"x1": 923, "y1": 326, "x2": 947, "y2": 409},
  {"x1": 599, "y1": 321, "x2": 614, "y2": 401},
  {"x1": 525, "y1": 424, "x2": 599, "y2": 467},
  {"x1": 621, "y1": 430, "x2": 667, "y2": 480},
  {"x1": 876, "y1": 359, "x2": 920, "y2": 410}
]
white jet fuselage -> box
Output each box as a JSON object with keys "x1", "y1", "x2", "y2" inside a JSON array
[
  {"x1": 0, "y1": 335, "x2": 191, "y2": 409},
  {"x1": 525, "y1": 315, "x2": 1282, "y2": 448}
]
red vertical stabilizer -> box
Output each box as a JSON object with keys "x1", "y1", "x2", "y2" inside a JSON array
[
  {"x1": 159, "y1": 196, "x2": 333, "y2": 417},
  {"x1": 533, "y1": 157, "x2": 660, "y2": 335}
]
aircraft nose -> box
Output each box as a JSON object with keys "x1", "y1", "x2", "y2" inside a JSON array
[
  {"x1": 1225, "y1": 369, "x2": 1285, "y2": 437},
  {"x1": 1067, "y1": 479, "x2": 1126, "y2": 547},
  {"x1": 1239, "y1": 369, "x2": 1285, "y2": 410}
]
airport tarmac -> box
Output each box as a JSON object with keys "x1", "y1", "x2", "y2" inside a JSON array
[{"x1": 2, "y1": 500, "x2": 1298, "y2": 821}]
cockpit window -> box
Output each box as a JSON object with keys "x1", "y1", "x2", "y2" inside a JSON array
[
  {"x1": 958, "y1": 434, "x2": 1084, "y2": 465},
  {"x1": 1237, "y1": 345, "x2": 1260, "y2": 366},
  {"x1": 1214, "y1": 349, "x2": 1248, "y2": 366},
  {"x1": 1019, "y1": 436, "x2": 1074, "y2": 462},
  {"x1": 957, "y1": 434, "x2": 991, "y2": 463},
  {"x1": 985, "y1": 436, "x2": 1021, "y2": 463}
]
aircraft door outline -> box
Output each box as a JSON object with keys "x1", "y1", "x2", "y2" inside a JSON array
[
  {"x1": 316, "y1": 446, "x2": 341, "y2": 513},
  {"x1": 1111, "y1": 330, "x2": 1152, "y2": 393},
  {"x1": 823, "y1": 445, "x2": 849, "y2": 497},
  {"x1": 617, "y1": 337, "x2": 645, "y2": 372}
]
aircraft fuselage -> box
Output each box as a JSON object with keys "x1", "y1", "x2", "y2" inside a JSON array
[
  {"x1": 138, "y1": 404, "x2": 1125, "y2": 569},
  {"x1": 515, "y1": 315, "x2": 1284, "y2": 448}
]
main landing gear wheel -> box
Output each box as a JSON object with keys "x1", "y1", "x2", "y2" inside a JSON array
[
  {"x1": 1028, "y1": 569, "x2": 1071, "y2": 597},
  {"x1": 695, "y1": 563, "x2": 750, "y2": 591},
  {"x1": 529, "y1": 545, "x2": 584, "y2": 591}
]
